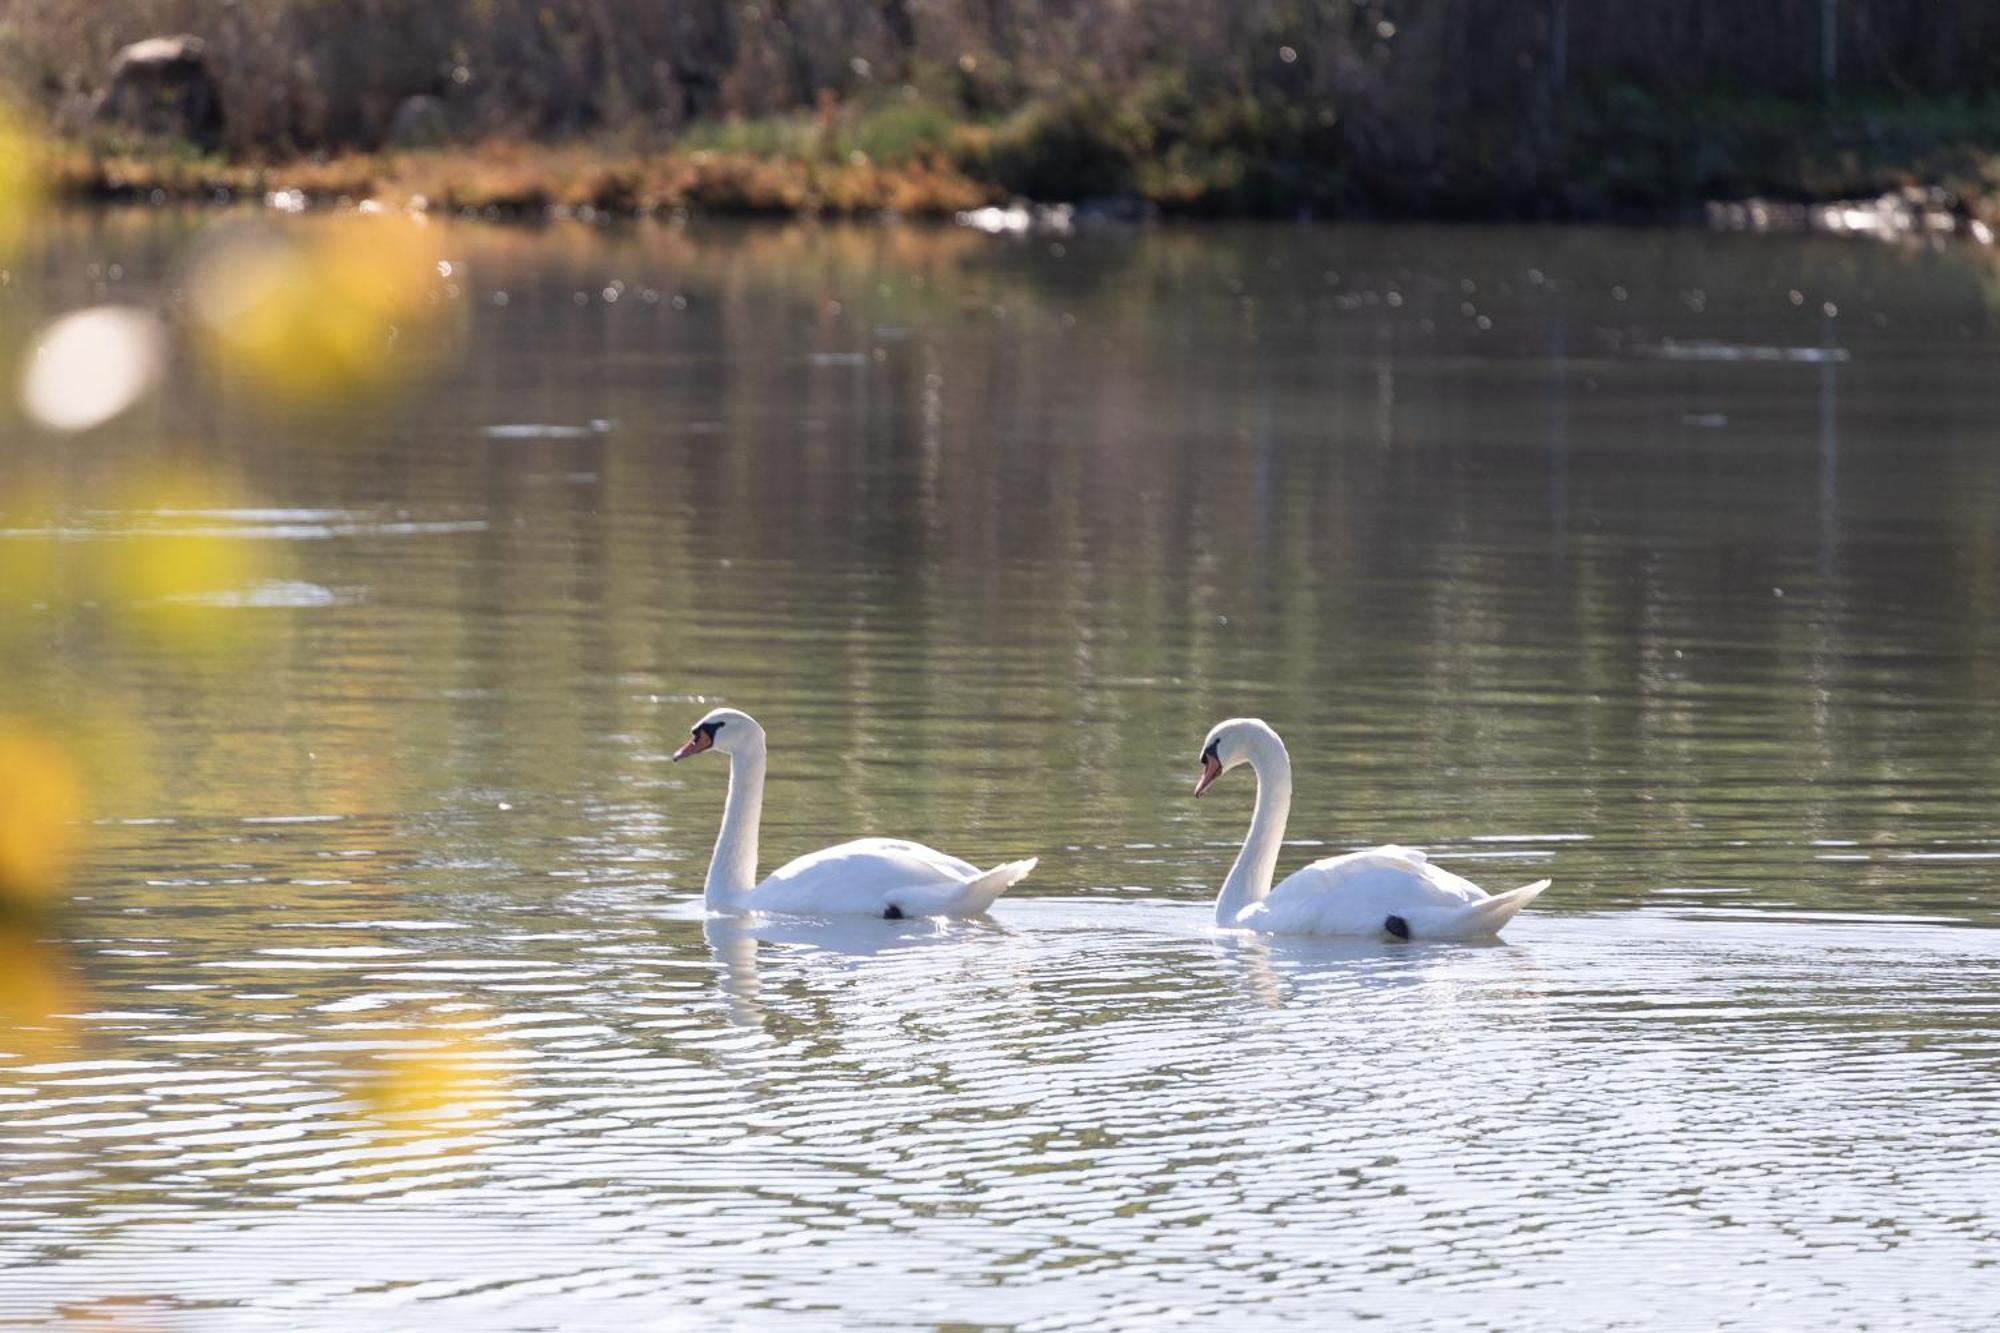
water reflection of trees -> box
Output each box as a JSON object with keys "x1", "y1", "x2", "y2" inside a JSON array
[
  {"x1": 410, "y1": 217, "x2": 2000, "y2": 918},
  {"x1": 17, "y1": 211, "x2": 2000, "y2": 925}
]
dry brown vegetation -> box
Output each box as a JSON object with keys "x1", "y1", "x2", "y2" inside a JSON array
[
  {"x1": 44, "y1": 139, "x2": 998, "y2": 217},
  {"x1": 10, "y1": 2, "x2": 2000, "y2": 218}
]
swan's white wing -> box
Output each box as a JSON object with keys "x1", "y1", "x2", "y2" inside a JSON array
[
  {"x1": 749, "y1": 837, "x2": 978, "y2": 915},
  {"x1": 1239, "y1": 846, "x2": 1491, "y2": 936}
]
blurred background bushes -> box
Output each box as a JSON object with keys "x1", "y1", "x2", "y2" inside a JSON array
[{"x1": 6, "y1": 2, "x2": 2000, "y2": 215}]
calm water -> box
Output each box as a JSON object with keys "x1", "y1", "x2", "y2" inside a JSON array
[{"x1": 5, "y1": 213, "x2": 2000, "y2": 1327}]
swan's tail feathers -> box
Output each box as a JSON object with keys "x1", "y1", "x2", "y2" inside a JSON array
[
  {"x1": 1455, "y1": 878, "x2": 1551, "y2": 937},
  {"x1": 953, "y1": 857, "x2": 1037, "y2": 915}
]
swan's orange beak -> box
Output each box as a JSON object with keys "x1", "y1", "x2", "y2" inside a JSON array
[
  {"x1": 1194, "y1": 752, "x2": 1223, "y2": 797},
  {"x1": 672, "y1": 730, "x2": 712, "y2": 762}
]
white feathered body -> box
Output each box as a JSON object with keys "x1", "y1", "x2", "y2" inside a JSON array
[
  {"x1": 679, "y1": 710, "x2": 1036, "y2": 919},
  {"x1": 738, "y1": 837, "x2": 1035, "y2": 918},
  {"x1": 1229, "y1": 844, "x2": 1549, "y2": 940}
]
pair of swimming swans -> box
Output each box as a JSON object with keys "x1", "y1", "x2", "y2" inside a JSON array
[{"x1": 672, "y1": 708, "x2": 1551, "y2": 940}]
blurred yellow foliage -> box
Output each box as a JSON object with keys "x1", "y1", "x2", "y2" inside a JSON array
[
  {"x1": 97, "y1": 469, "x2": 272, "y2": 649},
  {"x1": 0, "y1": 113, "x2": 476, "y2": 1113},
  {"x1": 190, "y1": 214, "x2": 452, "y2": 403},
  {"x1": 0, "y1": 720, "x2": 85, "y2": 905},
  {"x1": 358, "y1": 1023, "x2": 508, "y2": 1136},
  {"x1": 0, "y1": 925, "x2": 83, "y2": 1061},
  {"x1": 0, "y1": 101, "x2": 44, "y2": 262},
  {"x1": 2, "y1": 471, "x2": 275, "y2": 646},
  {"x1": 0, "y1": 499, "x2": 59, "y2": 613}
]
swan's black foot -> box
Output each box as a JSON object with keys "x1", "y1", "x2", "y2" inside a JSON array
[
  {"x1": 883, "y1": 904, "x2": 904, "y2": 920},
  {"x1": 1383, "y1": 915, "x2": 1410, "y2": 940}
]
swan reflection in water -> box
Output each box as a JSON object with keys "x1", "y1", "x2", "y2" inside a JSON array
[
  {"x1": 703, "y1": 911, "x2": 1017, "y2": 1031},
  {"x1": 1211, "y1": 926, "x2": 1522, "y2": 1013}
]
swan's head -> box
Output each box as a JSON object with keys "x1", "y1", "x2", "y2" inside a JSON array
[
  {"x1": 1195, "y1": 717, "x2": 1282, "y2": 797},
  {"x1": 672, "y1": 707, "x2": 763, "y2": 761}
]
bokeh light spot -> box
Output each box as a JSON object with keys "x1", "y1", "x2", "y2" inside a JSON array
[{"x1": 20, "y1": 306, "x2": 167, "y2": 432}]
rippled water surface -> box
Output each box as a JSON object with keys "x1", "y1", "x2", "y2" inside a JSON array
[{"x1": 6, "y1": 214, "x2": 2000, "y2": 1327}]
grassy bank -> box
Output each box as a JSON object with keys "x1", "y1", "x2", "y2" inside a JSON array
[
  {"x1": 46, "y1": 136, "x2": 999, "y2": 219},
  {"x1": 39, "y1": 86, "x2": 2000, "y2": 232},
  {"x1": 13, "y1": 2, "x2": 2000, "y2": 225}
]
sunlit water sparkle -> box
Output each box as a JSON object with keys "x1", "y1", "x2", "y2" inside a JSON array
[{"x1": 5, "y1": 213, "x2": 2000, "y2": 1326}]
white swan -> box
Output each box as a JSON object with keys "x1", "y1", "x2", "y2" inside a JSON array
[
  {"x1": 1194, "y1": 718, "x2": 1550, "y2": 940},
  {"x1": 672, "y1": 708, "x2": 1036, "y2": 918}
]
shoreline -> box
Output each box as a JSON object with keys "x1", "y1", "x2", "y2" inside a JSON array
[
  {"x1": 39, "y1": 139, "x2": 2000, "y2": 245},
  {"x1": 47, "y1": 141, "x2": 1001, "y2": 222}
]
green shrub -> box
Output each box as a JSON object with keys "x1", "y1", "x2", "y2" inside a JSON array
[
  {"x1": 847, "y1": 99, "x2": 960, "y2": 163},
  {"x1": 978, "y1": 92, "x2": 1153, "y2": 199},
  {"x1": 677, "y1": 114, "x2": 822, "y2": 160}
]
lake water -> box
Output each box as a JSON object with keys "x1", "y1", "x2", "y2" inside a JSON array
[{"x1": 4, "y1": 213, "x2": 2000, "y2": 1327}]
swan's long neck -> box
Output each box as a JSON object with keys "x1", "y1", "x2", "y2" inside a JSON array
[
  {"x1": 1216, "y1": 735, "x2": 1292, "y2": 924},
  {"x1": 705, "y1": 742, "x2": 766, "y2": 911}
]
